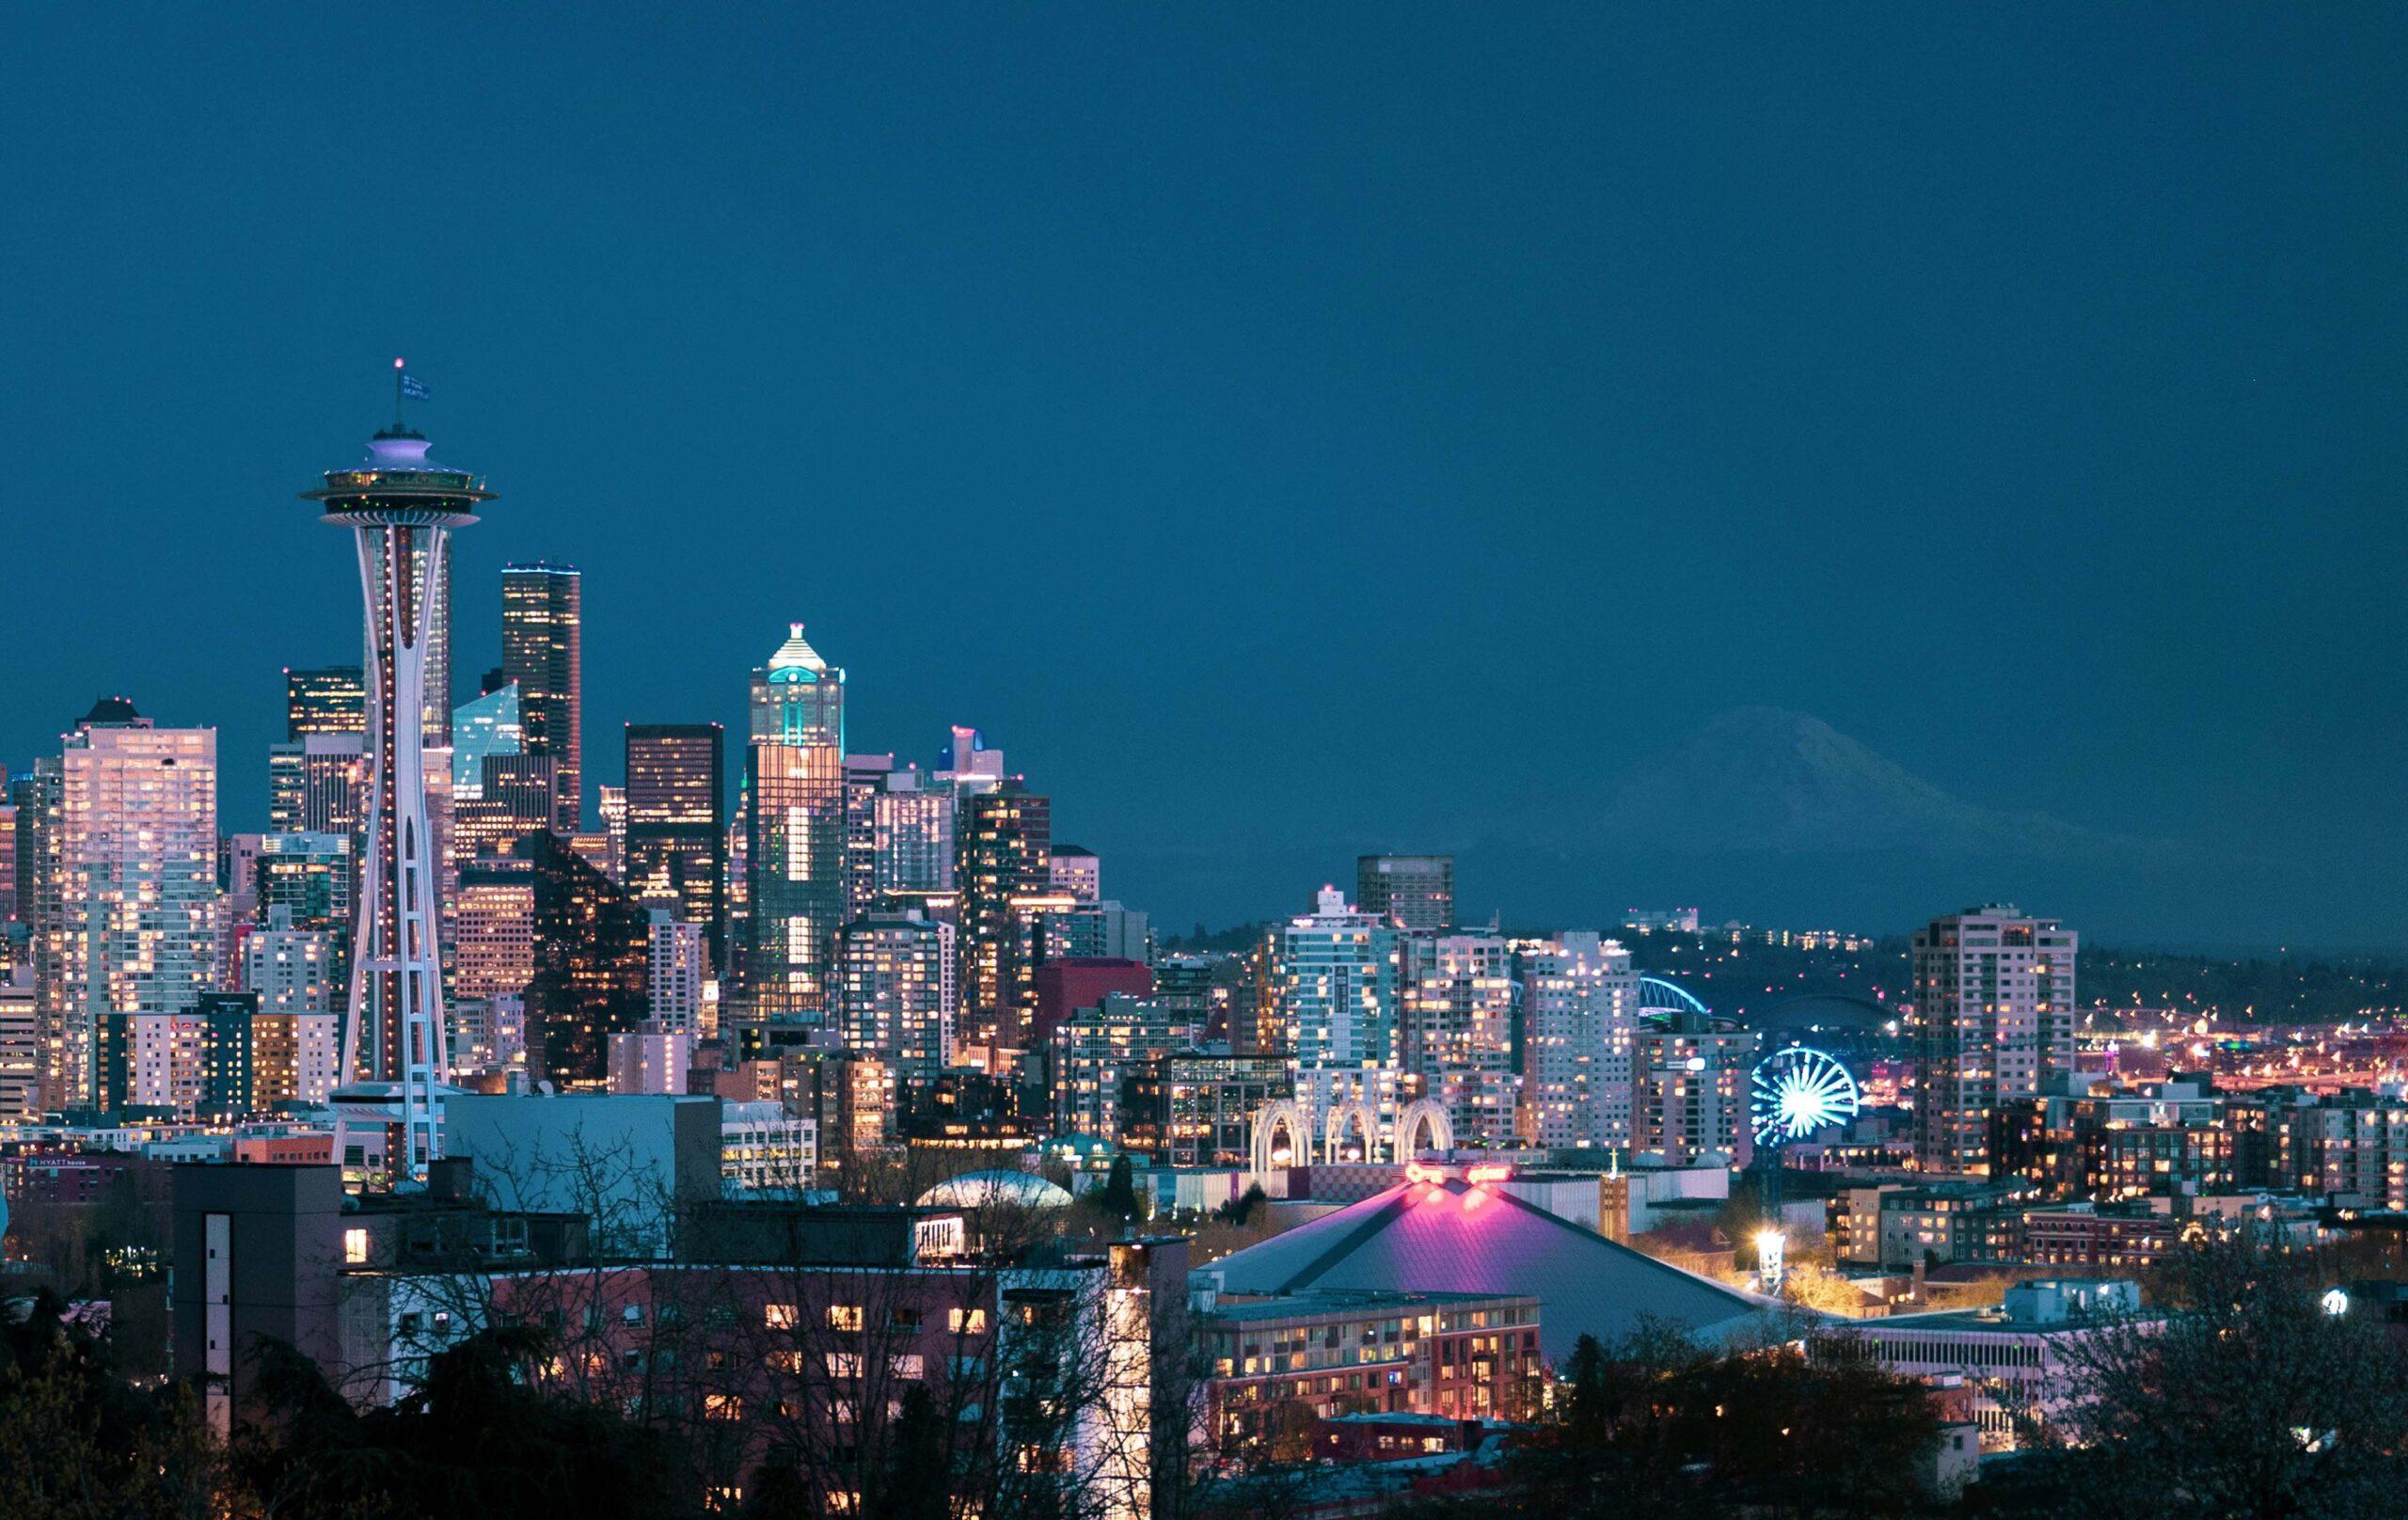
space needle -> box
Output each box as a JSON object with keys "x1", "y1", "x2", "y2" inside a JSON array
[{"x1": 303, "y1": 361, "x2": 493, "y2": 1182}]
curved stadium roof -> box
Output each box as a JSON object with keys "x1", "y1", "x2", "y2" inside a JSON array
[{"x1": 1200, "y1": 1175, "x2": 1784, "y2": 1364}]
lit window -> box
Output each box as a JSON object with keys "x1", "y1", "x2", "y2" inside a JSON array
[
  {"x1": 948, "y1": 1307, "x2": 988, "y2": 1335},
  {"x1": 343, "y1": 1228, "x2": 368, "y2": 1264},
  {"x1": 829, "y1": 1304, "x2": 863, "y2": 1331},
  {"x1": 766, "y1": 1303, "x2": 799, "y2": 1329},
  {"x1": 705, "y1": 1394, "x2": 742, "y2": 1421}
]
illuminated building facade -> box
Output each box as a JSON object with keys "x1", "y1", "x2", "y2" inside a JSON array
[
  {"x1": 266, "y1": 734, "x2": 366, "y2": 836},
  {"x1": 1272, "y1": 886, "x2": 1400, "y2": 1071},
  {"x1": 0, "y1": 972, "x2": 37, "y2": 1121},
  {"x1": 245, "y1": 905, "x2": 337, "y2": 1018},
  {"x1": 452, "y1": 677, "x2": 521, "y2": 800},
  {"x1": 255, "y1": 831, "x2": 353, "y2": 937},
  {"x1": 874, "y1": 778, "x2": 953, "y2": 899},
  {"x1": 525, "y1": 831, "x2": 652, "y2": 1086},
  {"x1": 55, "y1": 701, "x2": 219, "y2": 1114},
  {"x1": 453, "y1": 752, "x2": 559, "y2": 859},
  {"x1": 1049, "y1": 845, "x2": 1100, "y2": 904},
  {"x1": 283, "y1": 665, "x2": 366, "y2": 739},
  {"x1": 956, "y1": 783, "x2": 1050, "y2": 1053},
  {"x1": 127, "y1": 1008, "x2": 209, "y2": 1116},
  {"x1": 452, "y1": 853, "x2": 535, "y2": 1003},
  {"x1": 1161, "y1": 1053, "x2": 1290, "y2": 1166},
  {"x1": 1518, "y1": 932, "x2": 1639, "y2": 1149},
  {"x1": 1633, "y1": 1014, "x2": 1758, "y2": 1167},
  {"x1": 745, "y1": 625, "x2": 847, "y2": 1017},
  {"x1": 1200, "y1": 1289, "x2": 1545, "y2": 1442},
  {"x1": 834, "y1": 910, "x2": 956, "y2": 1102},
  {"x1": 1355, "y1": 854, "x2": 1453, "y2": 932},
  {"x1": 647, "y1": 910, "x2": 707, "y2": 1037},
  {"x1": 625, "y1": 722, "x2": 726, "y2": 972},
  {"x1": 500, "y1": 562, "x2": 581, "y2": 832},
  {"x1": 1910, "y1": 905, "x2": 2079, "y2": 1176},
  {"x1": 1400, "y1": 933, "x2": 1518, "y2": 1147},
  {"x1": 1050, "y1": 991, "x2": 1196, "y2": 1143}
]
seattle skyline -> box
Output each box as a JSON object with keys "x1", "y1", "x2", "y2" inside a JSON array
[{"x1": 7, "y1": 8, "x2": 2407, "y2": 946}]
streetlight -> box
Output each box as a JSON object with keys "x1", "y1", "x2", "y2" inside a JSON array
[{"x1": 1755, "y1": 1227, "x2": 1786, "y2": 1293}]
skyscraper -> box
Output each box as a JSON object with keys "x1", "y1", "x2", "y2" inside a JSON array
[
  {"x1": 452, "y1": 852, "x2": 536, "y2": 1005},
  {"x1": 266, "y1": 734, "x2": 367, "y2": 836},
  {"x1": 744, "y1": 625, "x2": 846, "y2": 1017},
  {"x1": 452, "y1": 752, "x2": 560, "y2": 859},
  {"x1": 956, "y1": 782, "x2": 1051, "y2": 1053},
  {"x1": 452, "y1": 676, "x2": 521, "y2": 800},
  {"x1": 625, "y1": 722, "x2": 727, "y2": 972},
  {"x1": 304, "y1": 394, "x2": 493, "y2": 1177},
  {"x1": 868, "y1": 768, "x2": 954, "y2": 906},
  {"x1": 1911, "y1": 905, "x2": 2080, "y2": 1176},
  {"x1": 55, "y1": 699, "x2": 219, "y2": 1114},
  {"x1": 1356, "y1": 854, "x2": 1454, "y2": 932},
  {"x1": 246, "y1": 905, "x2": 338, "y2": 1021},
  {"x1": 525, "y1": 832, "x2": 651, "y2": 1086},
  {"x1": 283, "y1": 666, "x2": 366, "y2": 739},
  {"x1": 501, "y1": 562, "x2": 581, "y2": 832},
  {"x1": 14, "y1": 764, "x2": 63, "y2": 1109}
]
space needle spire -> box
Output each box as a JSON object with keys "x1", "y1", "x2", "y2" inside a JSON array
[{"x1": 303, "y1": 364, "x2": 493, "y2": 1183}]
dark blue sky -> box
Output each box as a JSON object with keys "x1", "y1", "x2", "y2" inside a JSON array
[{"x1": 5, "y1": 8, "x2": 2405, "y2": 945}]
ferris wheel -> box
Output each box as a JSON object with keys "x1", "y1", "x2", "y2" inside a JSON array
[{"x1": 1749, "y1": 1044, "x2": 1861, "y2": 1148}]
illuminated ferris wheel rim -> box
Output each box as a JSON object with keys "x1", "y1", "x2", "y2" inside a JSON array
[{"x1": 1749, "y1": 1044, "x2": 1861, "y2": 1146}]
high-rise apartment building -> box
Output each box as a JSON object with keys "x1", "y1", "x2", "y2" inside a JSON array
[
  {"x1": 246, "y1": 906, "x2": 337, "y2": 1019},
  {"x1": 744, "y1": 625, "x2": 846, "y2": 1017},
  {"x1": 127, "y1": 1008, "x2": 209, "y2": 1117},
  {"x1": 647, "y1": 910, "x2": 707, "y2": 1038},
  {"x1": 835, "y1": 910, "x2": 958, "y2": 1105},
  {"x1": 1272, "y1": 886, "x2": 1401, "y2": 1070},
  {"x1": 1633, "y1": 1014, "x2": 1758, "y2": 1168},
  {"x1": 1051, "y1": 991, "x2": 1196, "y2": 1144},
  {"x1": 283, "y1": 666, "x2": 366, "y2": 739},
  {"x1": 0, "y1": 970, "x2": 37, "y2": 1121},
  {"x1": 55, "y1": 700, "x2": 218, "y2": 1114},
  {"x1": 1910, "y1": 905, "x2": 2079, "y2": 1176},
  {"x1": 1518, "y1": 932, "x2": 1639, "y2": 1150},
  {"x1": 194, "y1": 990, "x2": 337, "y2": 1117},
  {"x1": 957, "y1": 783, "x2": 1051, "y2": 1053},
  {"x1": 1356, "y1": 854, "x2": 1453, "y2": 932},
  {"x1": 625, "y1": 723, "x2": 726, "y2": 972},
  {"x1": 0, "y1": 797, "x2": 20, "y2": 931},
  {"x1": 1400, "y1": 933, "x2": 1518, "y2": 1147},
  {"x1": 501, "y1": 562, "x2": 581, "y2": 832}
]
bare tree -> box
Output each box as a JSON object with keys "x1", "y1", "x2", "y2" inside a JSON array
[{"x1": 2026, "y1": 1237, "x2": 2408, "y2": 1519}]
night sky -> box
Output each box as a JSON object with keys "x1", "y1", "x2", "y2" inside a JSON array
[{"x1": 5, "y1": 8, "x2": 2405, "y2": 947}]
